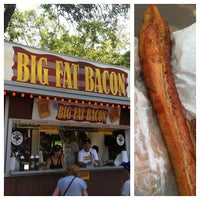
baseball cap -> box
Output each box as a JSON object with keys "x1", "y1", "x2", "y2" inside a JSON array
[
  {"x1": 64, "y1": 131, "x2": 73, "y2": 137},
  {"x1": 53, "y1": 145, "x2": 62, "y2": 151}
]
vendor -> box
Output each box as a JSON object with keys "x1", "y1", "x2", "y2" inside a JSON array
[
  {"x1": 62, "y1": 131, "x2": 79, "y2": 168},
  {"x1": 45, "y1": 145, "x2": 64, "y2": 169},
  {"x1": 78, "y1": 138, "x2": 100, "y2": 167}
]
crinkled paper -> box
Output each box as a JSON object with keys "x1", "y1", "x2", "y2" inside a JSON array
[{"x1": 134, "y1": 23, "x2": 196, "y2": 196}]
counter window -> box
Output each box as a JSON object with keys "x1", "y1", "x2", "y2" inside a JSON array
[{"x1": 6, "y1": 120, "x2": 129, "y2": 173}]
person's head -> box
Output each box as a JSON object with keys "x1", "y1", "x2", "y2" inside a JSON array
[
  {"x1": 92, "y1": 145, "x2": 99, "y2": 153},
  {"x1": 52, "y1": 144, "x2": 62, "y2": 157},
  {"x1": 63, "y1": 131, "x2": 73, "y2": 143},
  {"x1": 82, "y1": 137, "x2": 91, "y2": 152},
  {"x1": 66, "y1": 164, "x2": 81, "y2": 178}
]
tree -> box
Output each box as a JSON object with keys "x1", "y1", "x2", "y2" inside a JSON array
[{"x1": 4, "y1": 4, "x2": 130, "y2": 68}]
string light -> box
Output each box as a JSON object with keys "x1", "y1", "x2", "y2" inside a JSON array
[{"x1": 6, "y1": 90, "x2": 130, "y2": 110}]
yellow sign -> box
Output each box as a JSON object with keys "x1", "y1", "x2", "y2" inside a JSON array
[
  {"x1": 98, "y1": 128, "x2": 113, "y2": 135},
  {"x1": 81, "y1": 171, "x2": 90, "y2": 180},
  {"x1": 37, "y1": 100, "x2": 51, "y2": 118},
  {"x1": 11, "y1": 46, "x2": 128, "y2": 97},
  {"x1": 39, "y1": 125, "x2": 58, "y2": 133}
]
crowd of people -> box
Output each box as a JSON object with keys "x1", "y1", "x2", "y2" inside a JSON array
[{"x1": 43, "y1": 131, "x2": 130, "y2": 196}]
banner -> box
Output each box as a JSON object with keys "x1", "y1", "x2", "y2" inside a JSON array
[
  {"x1": 4, "y1": 41, "x2": 130, "y2": 98},
  {"x1": 32, "y1": 98, "x2": 121, "y2": 125}
]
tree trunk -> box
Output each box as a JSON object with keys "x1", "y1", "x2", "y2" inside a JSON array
[{"x1": 4, "y1": 4, "x2": 16, "y2": 32}]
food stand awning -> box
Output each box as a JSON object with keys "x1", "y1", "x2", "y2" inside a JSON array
[{"x1": 4, "y1": 80, "x2": 130, "y2": 106}]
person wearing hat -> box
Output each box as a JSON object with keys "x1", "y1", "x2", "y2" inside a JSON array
[
  {"x1": 78, "y1": 138, "x2": 100, "y2": 167},
  {"x1": 120, "y1": 161, "x2": 130, "y2": 196},
  {"x1": 62, "y1": 131, "x2": 79, "y2": 168},
  {"x1": 46, "y1": 145, "x2": 64, "y2": 169}
]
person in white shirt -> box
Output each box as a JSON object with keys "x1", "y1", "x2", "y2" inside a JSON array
[
  {"x1": 78, "y1": 138, "x2": 100, "y2": 168},
  {"x1": 62, "y1": 131, "x2": 79, "y2": 168}
]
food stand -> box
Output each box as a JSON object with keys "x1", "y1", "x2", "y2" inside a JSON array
[{"x1": 4, "y1": 40, "x2": 130, "y2": 196}]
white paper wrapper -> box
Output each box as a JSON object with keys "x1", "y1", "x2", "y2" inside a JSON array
[{"x1": 134, "y1": 23, "x2": 196, "y2": 196}]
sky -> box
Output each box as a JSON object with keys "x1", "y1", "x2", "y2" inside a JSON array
[{"x1": 17, "y1": 3, "x2": 40, "y2": 11}]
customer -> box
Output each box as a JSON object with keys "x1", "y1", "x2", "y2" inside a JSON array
[
  {"x1": 52, "y1": 164, "x2": 88, "y2": 196},
  {"x1": 78, "y1": 138, "x2": 100, "y2": 167},
  {"x1": 62, "y1": 131, "x2": 79, "y2": 168},
  {"x1": 120, "y1": 161, "x2": 130, "y2": 196},
  {"x1": 46, "y1": 145, "x2": 64, "y2": 169}
]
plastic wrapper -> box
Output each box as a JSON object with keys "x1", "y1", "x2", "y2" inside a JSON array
[{"x1": 134, "y1": 23, "x2": 196, "y2": 196}]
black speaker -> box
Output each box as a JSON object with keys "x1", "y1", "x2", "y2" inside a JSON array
[{"x1": 104, "y1": 135, "x2": 116, "y2": 146}]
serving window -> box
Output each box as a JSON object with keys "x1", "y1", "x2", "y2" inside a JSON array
[{"x1": 5, "y1": 119, "x2": 129, "y2": 174}]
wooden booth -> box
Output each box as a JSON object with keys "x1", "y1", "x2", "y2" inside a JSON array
[{"x1": 4, "y1": 40, "x2": 130, "y2": 196}]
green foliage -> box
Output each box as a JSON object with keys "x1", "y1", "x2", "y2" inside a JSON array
[{"x1": 4, "y1": 4, "x2": 130, "y2": 68}]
